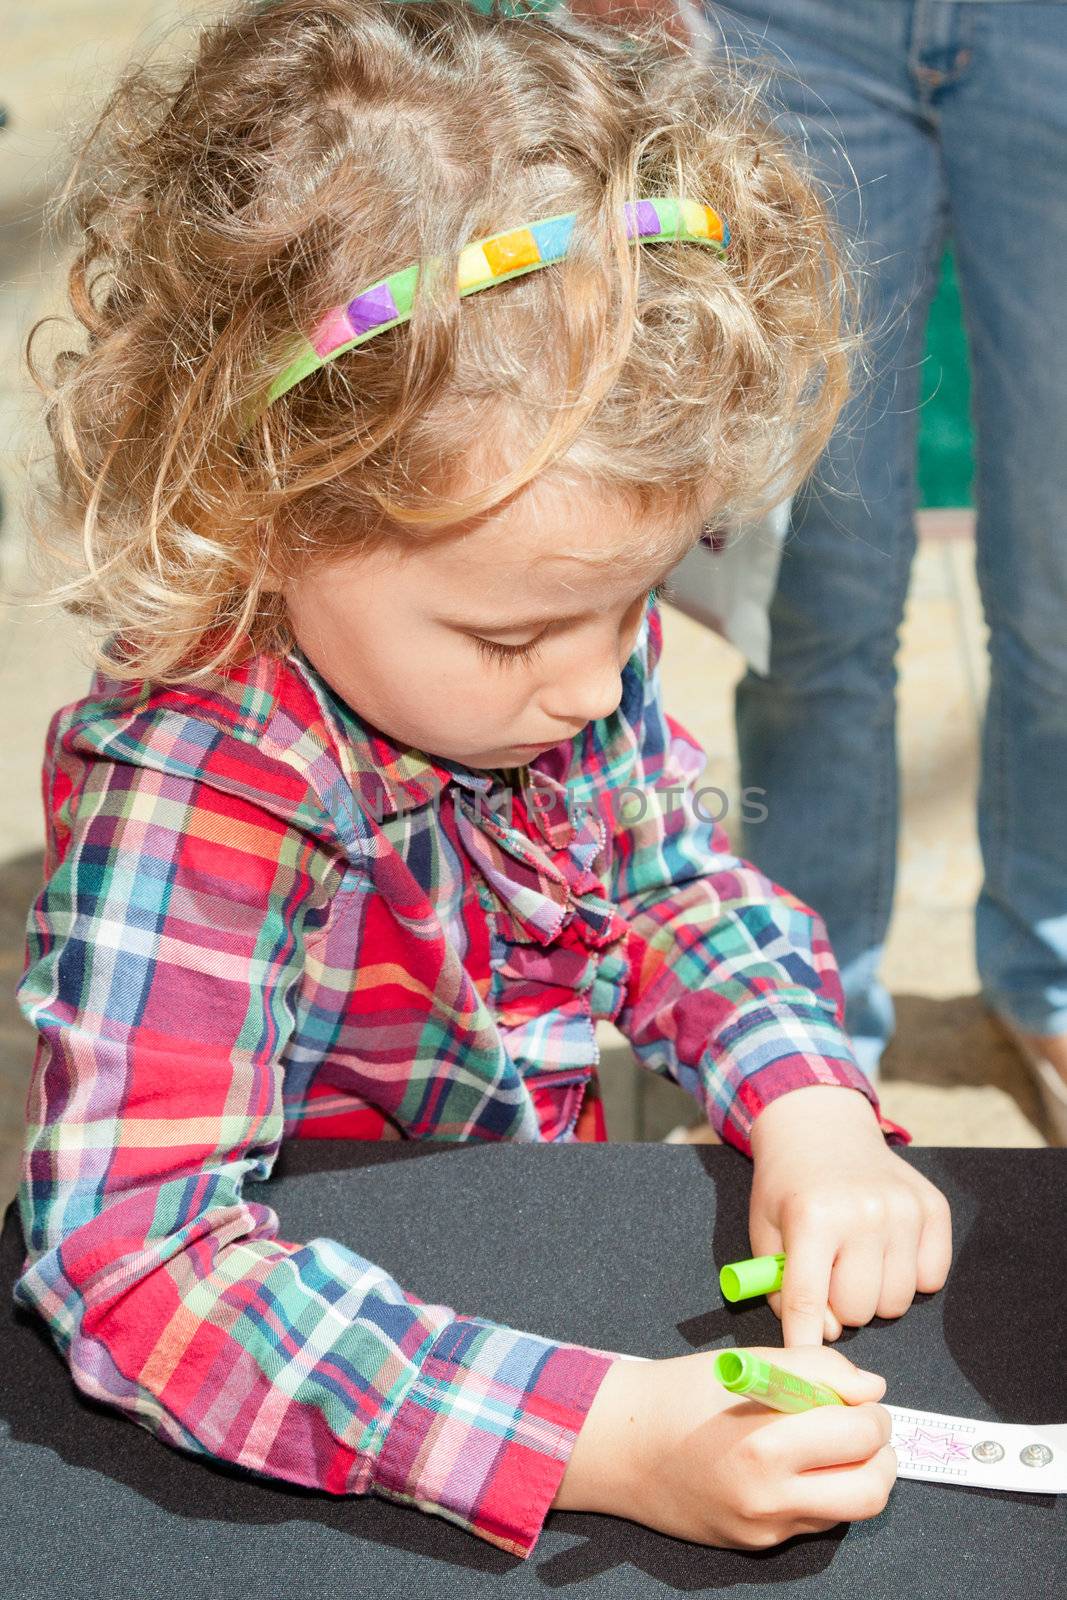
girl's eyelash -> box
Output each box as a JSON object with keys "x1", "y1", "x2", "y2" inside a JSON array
[
  {"x1": 472, "y1": 584, "x2": 671, "y2": 668},
  {"x1": 473, "y1": 634, "x2": 545, "y2": 667}
]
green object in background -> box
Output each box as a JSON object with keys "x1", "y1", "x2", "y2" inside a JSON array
[{"x1": 918, "y1": 249, "x2": 975, "y2": 509}]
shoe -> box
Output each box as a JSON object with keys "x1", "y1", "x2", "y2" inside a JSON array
[{"x1": 990, "y1": 1010, "x2": 1067, "y2": 1147}]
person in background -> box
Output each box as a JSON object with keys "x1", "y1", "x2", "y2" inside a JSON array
[{"x1": 573, "y1": 0, "x2": 1067, "y2": 1142}]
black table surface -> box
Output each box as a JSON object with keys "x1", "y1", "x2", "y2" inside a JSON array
[{"x1": 1, "y1": 1141, "x2": 1065, "y2": 1599}]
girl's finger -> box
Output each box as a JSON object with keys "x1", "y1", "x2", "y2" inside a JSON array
[
  {"x1": 779, "y1": 1235, "x2": 837, "y2": 1347},
  {"x1": 789, "y1": 1444, "x2": 898, "y2": 1525},
  {"x1": 768, "y1": 1402, "x2": 891, "y2": 1475},
  {"x1": 827, "y1": 1235, "x2": 884, "y2": 1329},
  {"x1": 915, "y1": 1186, "x2": 953, "y2": 1294},
  {"x1": 747, "y1": 1210, "x2": 785, "y2": 1321},
  {"x1": 767, "y1": 1292, "x2": 839, "y2": 1336},
  {"x1": 876, "y1": 1215, "x2": 921, "y2": 1320},
  {"x1": 743, "y1": 1342, "x2": 886, "y2": 1403}
]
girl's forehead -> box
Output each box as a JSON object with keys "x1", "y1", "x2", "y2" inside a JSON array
[
  {"x1": 400, "y1": 501, "x2": 698, "y2": 630},
  {"x1": 436, "y1": 472, "x2": 701, "y2": 574},
  {"x1": 421, "y1": 503, "x2": 692, "y2": 609}
]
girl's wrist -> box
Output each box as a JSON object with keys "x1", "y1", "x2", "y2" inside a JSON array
[
  {"x1": 551, "y1": 1357, "x2": 658, "y2": 1518},
  {"x1": 749, "y1": 1083, "x2": 883, "y2": 1162}
]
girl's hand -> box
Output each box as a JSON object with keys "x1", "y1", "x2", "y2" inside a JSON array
[
  {"x1": 553, "y1": 1345, "x2": 896, "y2": 1548},
  {"x1": 749, "y1": 1086, "x2": 953, "y2": 1345}
]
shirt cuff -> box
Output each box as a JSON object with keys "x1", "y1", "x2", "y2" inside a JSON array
[
  {"x1": 372, "y1": 1318, "x2": 617, "y2": 1557},
  {"x1": 702, "y1": 995, "x2": 912, "y2": 1155}
]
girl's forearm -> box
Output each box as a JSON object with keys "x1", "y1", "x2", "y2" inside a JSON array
[{"x1": 551, "y1": 1356, "x2": 656, "y2": 1518}]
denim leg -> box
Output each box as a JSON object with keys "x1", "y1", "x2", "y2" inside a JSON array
[
  {"x1": 711, "y1": 2, "x2": 947, "y2": 1074},
  {"x1": 938, "y1": 5, "x2": 1067, "y2": 1035}
]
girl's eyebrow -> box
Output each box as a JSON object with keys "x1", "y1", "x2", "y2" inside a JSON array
[{"x1": 436, "y1": 554, "x2": 684, "y2": 635}]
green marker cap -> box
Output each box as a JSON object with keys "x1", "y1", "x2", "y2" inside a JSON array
[
  {"x1": 719, "y1": 1252, "x2": 786, "y2": 1303},
  {"x1": 714, "y1": 1348, "x2": 765, "y2": 1392}
]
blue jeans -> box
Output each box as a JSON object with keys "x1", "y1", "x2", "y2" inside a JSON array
[{"x1": 708, "y1": 0, "x2": 1067, "y2": 1073}]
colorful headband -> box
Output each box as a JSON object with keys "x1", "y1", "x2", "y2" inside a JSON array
[{"x1": 258, "y1": 195, "x2": 729, "y2": 413}]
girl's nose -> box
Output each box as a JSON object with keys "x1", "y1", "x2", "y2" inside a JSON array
[{"x1": 547, "y1": 651, "x2": 624, "y2": 728}]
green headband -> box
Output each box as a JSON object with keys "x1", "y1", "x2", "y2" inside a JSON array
[{"x1": 256, "y1": 195, "x2": 730, "y2": 416}]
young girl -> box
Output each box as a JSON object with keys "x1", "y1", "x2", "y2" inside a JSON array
[{"x1": 16, "y1": 0, "x2": 951, "y2": 1560}]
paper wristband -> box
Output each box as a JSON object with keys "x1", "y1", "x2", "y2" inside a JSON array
[{"x1": 886, "y1": 1406, "x2": 1067, "y2": 1494}]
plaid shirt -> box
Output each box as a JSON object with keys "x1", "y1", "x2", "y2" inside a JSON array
[{"x1": 14, "y1": 600, "x2": 900, "y2": 1557}]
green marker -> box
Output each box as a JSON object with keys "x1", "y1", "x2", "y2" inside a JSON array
[
  {"x1": 719, "y1": 1252, "x2": 786, "y2": 1303},
  {"x1": 713, "y1": 1349, "x2": 845, "y2": 1413}
]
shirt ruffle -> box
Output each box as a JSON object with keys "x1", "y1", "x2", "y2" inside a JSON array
[{"x1": 451, "y1": 768, "x2": 631, "y2": 1142}]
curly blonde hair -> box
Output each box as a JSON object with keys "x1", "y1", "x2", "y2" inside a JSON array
[{"x1": 24, "y1": 0, "x2": 858, "y2": 684}]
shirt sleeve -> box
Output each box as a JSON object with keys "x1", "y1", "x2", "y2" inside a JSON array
[
  {"x1": 608, "y1": 603, "x2": 908, "y2": 1156},
  {"x1": 14, "y1": 735, "x2": 615, "y2": 1558}
]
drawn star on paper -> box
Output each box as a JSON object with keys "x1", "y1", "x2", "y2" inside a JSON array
[{"x1": 896, "y1": 1427, "x2": 973, "y2": 1465}]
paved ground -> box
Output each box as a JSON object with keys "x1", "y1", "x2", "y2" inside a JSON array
[{"x1": 0, "y1": 2, "x2": 1051, "y2": 1211}]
